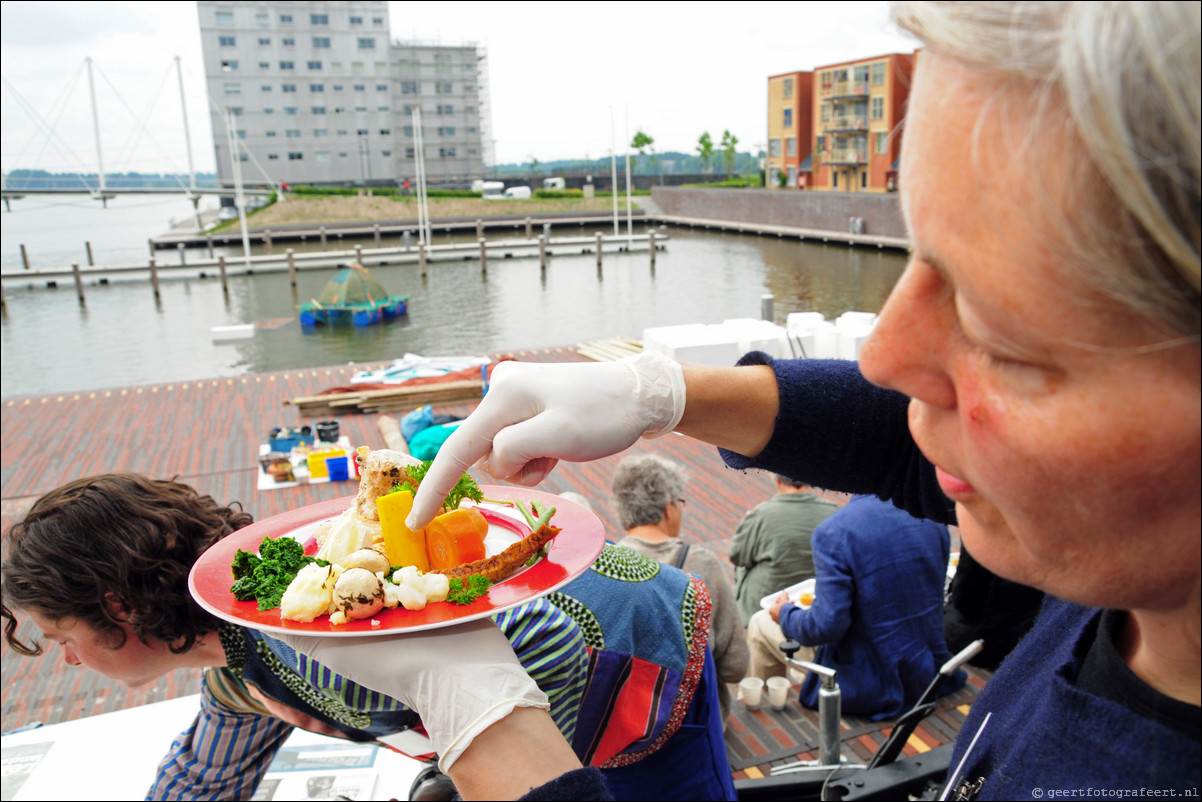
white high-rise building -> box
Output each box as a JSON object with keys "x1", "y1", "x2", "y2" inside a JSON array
[{"x1": 197, "y1": 1, "x2": 492, "y2": 187}]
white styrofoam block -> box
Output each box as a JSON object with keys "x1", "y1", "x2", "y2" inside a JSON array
[
  {"x1": 836, "y1": 311, "x2": 878, "y2": 330},
  {"x1": 811, "y1": 321, "x2": 840, "y2": 359},
  {"x1": 211, "y1": 324, "x2": 254, "y2": 340},
  {"x1": 786, "y1": 312, "x2": 827, "y2": 334},
  {"x1": 670, "y1": 339, "x2": 743, "y2": 366},
  {"x1": 837, "y1": 325, "x2": 874, "y2": 360}
]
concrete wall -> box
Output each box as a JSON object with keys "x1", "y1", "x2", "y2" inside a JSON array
[{"x1": 650, "y1": 186, "x2": 907, "y2": 239}]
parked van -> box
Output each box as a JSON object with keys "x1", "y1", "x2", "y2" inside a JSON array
[
  {"x1": 542, "y1": 177, "x2": 566, "y2": 191},
  {"x1": 503, "y1": 185, "x2": 532, "y2": 199},
  {"x1": 474, "y1": 180, "x2": 504, "y2": 198}
]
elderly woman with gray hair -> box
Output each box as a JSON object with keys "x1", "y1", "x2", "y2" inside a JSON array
[{"x1": 609, "y1": 454, "x2": 750, "y2": 726}]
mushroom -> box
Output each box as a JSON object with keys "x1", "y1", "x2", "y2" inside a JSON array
[
  {"x1": 340, "y1": 547, "x2": 390, "y2": 575},
  {"x1": 332, "y1": 568, "x2": 385, "y2": 620}
]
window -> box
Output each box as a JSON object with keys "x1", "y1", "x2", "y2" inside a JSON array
[
  {"x1": 334, "y1": 107, "x2": 346, "y2": 114},
  {"x1": 228, "y1": 107, "x2": 244, "y2": 116},
  {"x1": 266, "y1": 131, "x2": 277, "y2": 137},
  {"x1": 783, "y1": 108, "x2": 792, "y2": 127},
  {"x1": 398, "y1": 59, "x2": 418, "y2": 73},
  {"x1": 353, "y1": 84, "x2": 366, "y2": 92},
  {"x1": 434, "y1": 54, "x2": 452, "y2": 73},
  {"x1": 403, "y1": 126, "x2": 413, "y2": 137},
  {"x1": 871, "y1": 97, "x2": 884, "y2": 120},
  {"x1": 769, "y1": 138, "x2": 781, "y2": 157},
  {"x1": 862, "y1": 171, "x2": 867, "y2": 189},
  {"x1": 219, "y1": 36, "x2": 236, "y2": 47},
  {"x1": 282, "y1": 38, "x2": 295, "y2": 46},
  {"x1": 236, "y1": 130, "x2": 246, "y2": 139},
  {"x1": 854, "y1": 65, "x2": 870, "y2": 83},
  {"x1": 261, "y1": 85, "x2": 272, "y2": 92},
  {"x1": 258, "y1": 37, "x2": 271, "y2": 46},
  {"x1": 439, "y1": 146, "x2": 457, "y2": 158},
  {"x1": 258, "y1": 62, "x2": 270, "y2": 70},
  {"x1": 350, "y1": 15, "x2": 363, "y2": 24},
  {"x1": 284, "y1": 107, "x2": 298, "y2": 115},
  {"x1": 357, "y1": 128, "x2": 369, "y2": 136},
  {"x1": 224, "y1": 83, "x2": 241, "y2": 95},
  {"x1": 310, "y1": 83, "x2": 324, "y2": 92},
  {"x1": 239, "y1": 152, "x2": 248, "y2": 162},
  {"x1": 221, "y1": 60, "x2": 238, "y2": 72},
  {"x1": 816, "y1": 134, "x2": 826, "y2": 153},
  {"x1": 314, "y1": 129, "x2": 328, "y2": 137},
  {"x1": 216, "y1": 11, "x2": 233, "y2": 24},
  {"x1": 280, "y1": 13, "x2": 292, "y2": 23},
  {"x1": 351, "y1": 61, "x2": 365, "y2": 71},
  {"x1": 821, "y1": 103, "x2": 830, "y2": 123},
  {"x1": 286, "y1": 130, "x2": 301, "y2": 138},
  {"x1": 377, "y1": 106, "x2": 389, "y2": 112},
  {"x1": 308, "y1": 61, "x2": 323, "y2": 71},
  {"x1": 375, "y1": 61, "x2": 386, "y2": 70},
  {"x1": 332, "y1": 85, "x2": 343, "y2": 92},
  {"x1": 263, "y1": 108, "x2": 274, "y2": 114},
  {"x1": 280, "y1": 61, "x2": 295, "y2": 70},
  {"x1": 437, "y1": 104, "x2": 453, "y2": 115},
  {"x1": 355, "y1": 105, "x2": 367, "y2": 112},
  {"x1": 289, "y1": 152, "x2": 303, "y2": 160},
  {"x1": 313, "y1": 37, "x2": 331, "y2": 48},
  {"x1": 316, "y1": 151, "x2": 331, "y2": 161},
  {"x1": 783, "y1": 77, "x2": 793, "y2": 98},
  {"x1": 372, "y1": 17, "x2": 384, "y2": 25},
  {"x1": 401, "y1": 81, "x2": 418, "y2": 94},
  {"x1": 379, "y1": 128, "x2": 391, "y2": 135},
  {"x1": 311, "y1": 13, "x2": 329, "y2": 25},
  {"x1": 255, "y1": 13, "x2": 269, "y2": 24},
  {"x1": 381, "y1": 150, "x2": 391, "y2": 157},
  {"x1": 871, "y1": 62, "x2": 886, "y2": 85},
  {"x1": 436, "y1": 82, "x2": 453, "y2": 94},
  {"x1": 339, "y1": 151, "x2": 349, "y2": 158},
  {"x1": 376, "y1": 84, "x2": 388, "y2": 92},
  {"x1": 312, "y1": 106, "x2": 326, "y2": 114},
  {"x1": 405, "y1": 147, "x2": 415, "y2": 158},
  {"x1": 438, "y1": 126, "x2": 455, "y2": 136},
  {"x1": 875, "y1": 131, "x2": 888, "y2": 154},
  {"x1": 282, "y1": 84, "x2": 296, "y2": 92},
  {"x1": 268, "y1": 153, "x2": 279, "y2": 159},
  {"x1": 337, "y1": 130, "x2": 347, "y2": 136},
  {"x1": 358, "y1": 38, "x2": 376, "y2": 49},
  {"x1": 787, "y1": 137, "x2": 796, "y2": 157}
]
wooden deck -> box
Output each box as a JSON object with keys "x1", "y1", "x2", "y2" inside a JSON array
[{"x1": 0, "y1": 344, "x2": 984, "y2": 785}]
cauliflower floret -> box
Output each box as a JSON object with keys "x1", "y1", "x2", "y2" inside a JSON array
[
  {"x1": 280, "y1": 563, "x2": 339, "y2": 623},
  {"x1": 422, "y1": 573, "x2": 450, "y2": 604}
]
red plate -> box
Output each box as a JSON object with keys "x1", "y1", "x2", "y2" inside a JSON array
[{"x1": 188, "y1": 486, "x2": 604, "y2": 637}]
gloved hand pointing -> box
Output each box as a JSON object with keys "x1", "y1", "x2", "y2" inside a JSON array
[{"x1": 407, "y1": 350, "x2": 685, "y2": 529}]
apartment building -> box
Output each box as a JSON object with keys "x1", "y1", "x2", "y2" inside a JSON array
[
  {"x1": 197, "y1": 1, "x2": 492, "y2": 187},
  {"x1": 810, "y1": 52, "x2": 914, "y2": 193},
  {"x1": 765, "y1": 71, "x2": 814, "y2": 190}
]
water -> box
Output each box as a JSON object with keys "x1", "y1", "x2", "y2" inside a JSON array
[{"x1": 1, "y1": 195, "x2": 907, "y2": 398}]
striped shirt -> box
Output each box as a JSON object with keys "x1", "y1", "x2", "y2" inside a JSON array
[{"x1": 147, "y1": 597, "x2": 586, "y2": 800}]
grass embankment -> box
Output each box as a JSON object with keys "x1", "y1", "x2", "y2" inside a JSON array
[{"x1": 212, "y1": 194, "x2": 635, "y2": 233}]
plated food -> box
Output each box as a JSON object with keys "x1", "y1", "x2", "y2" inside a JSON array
[
  {"x1": 188, "y1": 449, "x2": 605, "y2": 637},
  {"x1": 760, "y1": 578, "x2": 817, "y2": 611}
]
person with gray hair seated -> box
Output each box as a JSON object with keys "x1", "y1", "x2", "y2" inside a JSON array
[{"x1": 610, "y1": 454, "x2": 749, "y2": 726}]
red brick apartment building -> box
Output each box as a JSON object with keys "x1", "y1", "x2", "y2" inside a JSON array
[{"x1": 767, "y1": 51, "x2": 915, "y2": 193}]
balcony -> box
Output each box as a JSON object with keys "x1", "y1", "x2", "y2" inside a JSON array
[
  {"x1": 825, "y1": 115, "x2": 867, "y2": 133},
  {"x1": 822, "y1": 79, "x2": 870, "y2": 100},
  {"x1": 824, "y1": 148, "x2": 867, "y2": 165}
]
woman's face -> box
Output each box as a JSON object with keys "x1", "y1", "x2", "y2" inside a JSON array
[
  {"x1": 29, "y1": 611, "x2": 179, "y2": 687},
  {"x1": 859, "y1": 54, "x2": 1201, "y2": 611}
]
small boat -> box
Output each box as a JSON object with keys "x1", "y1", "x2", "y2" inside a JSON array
[{"x1": 298, "y1": 263, "x2": 409, "y2": 327}]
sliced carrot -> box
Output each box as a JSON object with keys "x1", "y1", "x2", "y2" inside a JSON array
[
  {"x1": 377, "y1": 490, "x2": 429, "y2": 572},
  {"x1": 426, "y1": 507, "x2": 488, "y2": 571}
]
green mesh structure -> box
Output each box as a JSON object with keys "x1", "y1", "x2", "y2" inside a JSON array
[{"x1": 316, "y1": 264, "x2": 390, "y2": 306}]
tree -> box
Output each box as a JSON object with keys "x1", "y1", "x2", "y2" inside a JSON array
[
  {"x1": 697, "y1": 131, "x2": 715, "y2": 176},
  {"x1": 631, "y1": 130, "x2": 658, "y2": 179},
  {"x1": 720, "y1": 130, "x2": 739, "y2": 176},
  {"x1": 527, "y1": 155, "x2": 540, "y2": 178}
]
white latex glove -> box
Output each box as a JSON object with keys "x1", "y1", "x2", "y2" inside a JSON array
[
  {"x1": 407, "y1": 350, "x2": 686, "y2": 528},
  {"x1": 278, "y1": 619, "x2": 548, "y2": 773}
]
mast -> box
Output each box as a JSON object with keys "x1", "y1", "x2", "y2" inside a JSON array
[{"x1": 86, "y1": 57, "x2": 105, "y2": 195}]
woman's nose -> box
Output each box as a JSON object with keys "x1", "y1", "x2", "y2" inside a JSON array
[
  {"x1": 859, "y1": 261, "x2": 958, "y2": 410},
  {"x1": 62, "y1": 645, "x2": 82, "y2": 667}
]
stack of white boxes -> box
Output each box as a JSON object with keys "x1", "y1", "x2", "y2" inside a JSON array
[{"x1": 643, "y1": 312, "x2": 878, "y2": 365}]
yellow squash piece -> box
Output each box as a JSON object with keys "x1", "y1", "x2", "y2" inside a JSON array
[{"x1": 377, "y1": 489, "x2": 429, "y2": 572}]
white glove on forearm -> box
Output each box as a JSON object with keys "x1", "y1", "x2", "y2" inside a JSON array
[
  {"x1": 277, "y1": 619, "x2": 549, "y2": 773},
  {"x1": 408, "y1": 350, "x2": 685, "y2": 528}
]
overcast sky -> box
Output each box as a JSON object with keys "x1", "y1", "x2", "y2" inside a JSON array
[{"x1": 0, "y1": 1, "x2": 919, "y2": 175}]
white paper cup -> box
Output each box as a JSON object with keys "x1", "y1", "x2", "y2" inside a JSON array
[
  {"x1": 739, "y1": 677, "x2": 765, "y2": 709},
  {"x1": 767, "y1": 676, "x2": 791, "y2": 710}
]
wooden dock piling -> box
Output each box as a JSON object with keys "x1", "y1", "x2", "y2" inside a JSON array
[
  {"x1": 72, "y1": 263, "x2": 85, "y2": 305},
  {"x1": 287, "y1": 249, "x2": 296, "y2": 286},
  {"x1": 148, "y1": 258, "x2": 160, "y2": 298},
  {"x1": 20, "y1": 243, "x2": 30, "y2": 270},
  {"x1": 219, "y1": 255, "x2": 229, "y2": 294},
  {"x1": 86, "y1": 242, "x2": 95, "y2": 267}
]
